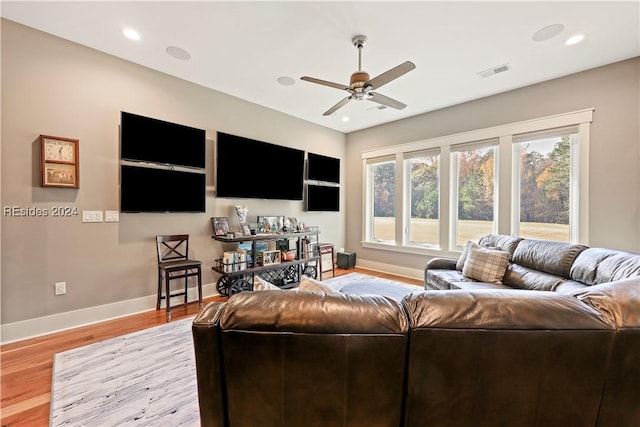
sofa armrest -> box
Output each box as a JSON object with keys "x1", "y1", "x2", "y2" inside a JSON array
[
  {"x1": 192, "y1": 302, "x2": 227, "y2": 427},
  {"x1": 424, "y1": 257, "x2": 458, "y2": 288},
  {"x1": 571, "y1": 278, "x2": 640, "y2": 328}
]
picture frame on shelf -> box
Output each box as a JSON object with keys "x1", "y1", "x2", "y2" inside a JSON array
[
  {"x1": 262, "y1": 249, "x2": 281, "y2": 265},
  {"x1": 241, "y1": 224, "x2": 251, "y2": 236},
  {"x1": 257, "y1": 216, "x2": 284, "y2": 233},
  {"x1": 211, "y1": 217, "x2": 230, "y2": 236}
]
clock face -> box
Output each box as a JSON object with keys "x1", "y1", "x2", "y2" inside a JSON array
[{"x1": 44, "y1": 138, "x2": 75, "y2": 162}]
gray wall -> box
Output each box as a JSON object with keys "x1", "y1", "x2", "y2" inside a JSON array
[
  {"x1": 1, "y1": 20, "x2": 346, "y2": 325},
  {"x1": 345, "y1": 57, "x2": 640, "y2": 274}
]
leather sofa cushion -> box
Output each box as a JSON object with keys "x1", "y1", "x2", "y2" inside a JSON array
[
  {"x1": 555, "y1": 280, "x2": 589, "y2": 295},
  {"x1": 450, "y1": 281, "x2": 512, "y2": 290},
  {"x1": 572, "y1": 278, "x2": 640, "y2": 328},
  {"x1": 403, "y1": 290, "x2": 612, "y2": 330},
  {"x1": 426, "y1": 269, "x2": 469, "y2": 290},
  {"x1": 512, "y1": 239, "x2": 587, "y2": 278},
  {"x1": 427, "y1": 269, "x2": 512, "y2": 291},
  {"x1": 570, "y1": 248, "x2": 640, "y2": 285},
  {"x1": 503, "y1": 263, "x2": 565, "y2": 291},
  {"x1": 219, "y1": 290, "x2": 408, "y2": 334},
  {"x1": 478, "y1": 233, "x2": 523, "y2": 257}
]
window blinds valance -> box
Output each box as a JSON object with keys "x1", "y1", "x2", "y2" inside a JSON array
[
  {"x1": 512, "y1": 125, "x2": 579, "y2": 144},
  {"x1": 450, "y1": 138, "x2": 499, "y2": 153}
]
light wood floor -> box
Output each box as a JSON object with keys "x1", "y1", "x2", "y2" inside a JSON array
[{"x1": 0, "y1": 268, "x2": 422, "y2": 427}]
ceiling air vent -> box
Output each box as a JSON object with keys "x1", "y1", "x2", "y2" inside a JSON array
[{"x1": 477, "y1": 63, "x2": 510, "y2": 78}]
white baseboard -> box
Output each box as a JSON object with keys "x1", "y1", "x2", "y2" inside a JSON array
[
  {"x1": 355, "y1": 259, "x2": 424, "y2": 282},
  {"x1": 1, "y1": 283, "x2": 219, "y2": 345}
]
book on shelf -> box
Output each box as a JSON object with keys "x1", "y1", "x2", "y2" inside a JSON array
[{"x1": 222, "y1": 250, "x2": 247, "y2": 272}]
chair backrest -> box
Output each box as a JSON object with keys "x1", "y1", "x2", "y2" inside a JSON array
[{"x1": 156, "y1": 234, "x2": 190, "y2": 264}]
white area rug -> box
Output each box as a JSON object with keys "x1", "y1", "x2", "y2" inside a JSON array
[
  {"x1": 51, "y1": 317, "x2": 199, "y2": 427},
  {"x1": 324, "y1": 272, "x2": 422, "y2": 301},
  {"x1": 50, "y1": 274, "x2": 418, "y2": 426}
]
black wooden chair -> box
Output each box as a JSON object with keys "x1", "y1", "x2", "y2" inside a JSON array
[{"x1": 156, "y1": 234, "x2": 203, "y2": 321}]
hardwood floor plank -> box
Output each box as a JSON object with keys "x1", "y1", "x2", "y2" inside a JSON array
[{"x1": 0, "y1": 268, "x2": 421, "y2": 426}]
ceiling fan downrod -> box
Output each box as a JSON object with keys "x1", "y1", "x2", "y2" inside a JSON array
[{"x1": 350, "y1": 35, "x2": 370, "y2": 89}]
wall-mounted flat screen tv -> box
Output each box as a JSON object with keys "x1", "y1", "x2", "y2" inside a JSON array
[
  {"x1": 121, "y1": 111, "x2": 206, "y2": 169},
  {"x1": 307, "y1": 152, "x2": 340, "y2": 184},
  {"x1": 306, "y1": 184, "x2": 340, "y2": 212},
  {"x1": 120, "y1": 164, "x2": 205, "y2": 213},
  {"x1": 216, "y1": 132, "x2": 304, "y2": 200}
]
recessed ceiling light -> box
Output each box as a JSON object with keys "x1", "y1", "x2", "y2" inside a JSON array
[
  {"x1": 532, "y1": 24, "x2": 564, "y2": 42},
  {"x1": 166, "y1": 46, "x2": 191, "y2": 60},
  {"x1": 277, "y1": 76, "x2": 295, "y2": 86},
  {"x1": 122, "y1": 28, "x2": 141, "y2": 41},
  {"x1": 341, "y1": 116, "x2": 350, "y2": 122},
  {"x1": 565, "y1": 34, "x2": 585, "y2": 46}
]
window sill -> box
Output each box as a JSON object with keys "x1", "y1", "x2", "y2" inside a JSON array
[{"x1": 361, "y1": 241, "x2": 460, "y2": 259}]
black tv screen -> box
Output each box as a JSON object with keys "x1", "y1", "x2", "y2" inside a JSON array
[
  {"x1": 216, "y1": 132, "x2": 304, "y2": 200},
  {"x1": 307, "y1": 152, "x2": 340, "y2": 184},
  {"x1": 306, "y1": 184, "x2": 340, "y2": 212},
  {"x1": 121, "y1": 112, "x2": 206, "y2": 169},
  {"x1": 120, "y1": 165, "x2": 205, "y2": 213}
]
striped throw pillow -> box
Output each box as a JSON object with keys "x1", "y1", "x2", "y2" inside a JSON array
[{"x1": 462, "y1": 244, "x2": 510, "y2": 283}]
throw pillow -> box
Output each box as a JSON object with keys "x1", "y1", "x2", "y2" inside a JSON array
[
  {"x1": 298, "y1": 276, "x2": 338, "y2": 294},
  {"x1": 253, "y1": 276, "x2": 281, "y2": 291},
  {"x1": 462, "y1": 244, "x2": 510, "y2": 283},
  {"x1": 456, "y1": 241, "x2": 475, "y2": 271}
]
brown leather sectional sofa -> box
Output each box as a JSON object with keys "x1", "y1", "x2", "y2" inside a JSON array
[{"x1": 193, "y1": 235, "x2": 640, "y2": 427}]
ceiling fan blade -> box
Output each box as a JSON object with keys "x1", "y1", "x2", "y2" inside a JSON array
[
  {"x1": 367, "y1": 61, "x2": 416, "y2": 90},
  {"x1": 369, "y1": 92, "x2": 407, "y2": 110},
  {"x1": 323, "y1": 96, "x2": 352, "y2": 116},
  {"x1": 301, "y1": 76, "x2": 350, "y2": 91}
]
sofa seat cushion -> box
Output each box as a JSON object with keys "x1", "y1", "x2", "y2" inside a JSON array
[
  {"x1": 450, "y1": 281, "x2": 512, "y2": 290},
  {"x1": 512, "y1": 239, "x2": 587, "y2": 278},
  {"x1": 555, "y1": 280, "x2": 589, "y2": 295},
  {"x1": 427, "y1": 269, "x2": 511, "y2": 291},
  {"x1": 502, "y1": 264, "x2": 566, "y2": 291},
  {"x1": 426, "y1": 269, "x2": 470, "y2": 290}
]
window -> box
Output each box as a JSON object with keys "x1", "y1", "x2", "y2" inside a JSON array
[
  {"x1": 452, "y1": 141, "x2": 497, "y2": 247},
  {"x1": 513, "y1": 127, "x2": 578, "y2": 243},
  {"x1": 361, "y1": 109, "x2": 591, "y2": 255},
  {"x1": 366, "y1": 157, "x2": 396, "y2": 243},
  {"x1": 405, "y1": 150, "x2": 440, "y2": 247}
]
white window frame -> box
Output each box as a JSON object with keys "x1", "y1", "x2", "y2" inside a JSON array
[
  {"x1": 450, "y1": 139, "x2": 499, "y2": 250},
  {"x1": 361, "y1": 109, "x2": 592, "y2": 257},
  {"x1": 511, "y1": 126, "x2": 581, "y2": 243},
  {"x1": 403, "y1": 148, "x2": 442, "y2": 249}
]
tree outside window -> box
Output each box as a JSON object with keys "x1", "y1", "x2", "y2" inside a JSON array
[{"x1": 455, "y1": 146, "x2": 496, "y2": 246}]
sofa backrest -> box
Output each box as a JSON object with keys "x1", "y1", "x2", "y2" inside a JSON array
[
  {"x1": 511, "y1": 238, "x2": 587, "y2": 278},
  {"x1": 193, "y1": 291, "x2": 409, "y2": 427},
  {"x1": 402, "y1": 290, "x2": 615, "y2": 427},
  {"x1": 570, "y1": 247, "x2": 640, "y2": 285},
  {"x1": 478, "y1": 233, "x2": 523, "y2": 257}
]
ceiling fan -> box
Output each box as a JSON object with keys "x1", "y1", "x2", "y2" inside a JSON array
[{"x1": 301, "y1": 35, "x2": 415, "y2": 116}]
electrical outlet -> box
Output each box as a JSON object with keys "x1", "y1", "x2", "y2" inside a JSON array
[
  {"x1": 55, "y1": 281, "x2": 67, "y2": 295},
  {"x1": 82, "y1": 210, "x2": 103, "y2": 223},
  {"x1": 105, "y1": 210, "x2": 119, "y2": 222}
]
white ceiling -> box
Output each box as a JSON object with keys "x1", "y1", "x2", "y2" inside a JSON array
[{"x1": 2, "y1": 1, "x2": 639, "y2": 133}]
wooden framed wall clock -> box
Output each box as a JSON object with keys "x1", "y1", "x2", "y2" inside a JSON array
[{"x1": 41, "y1": 135, "x2": 80, "y2": 188}]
